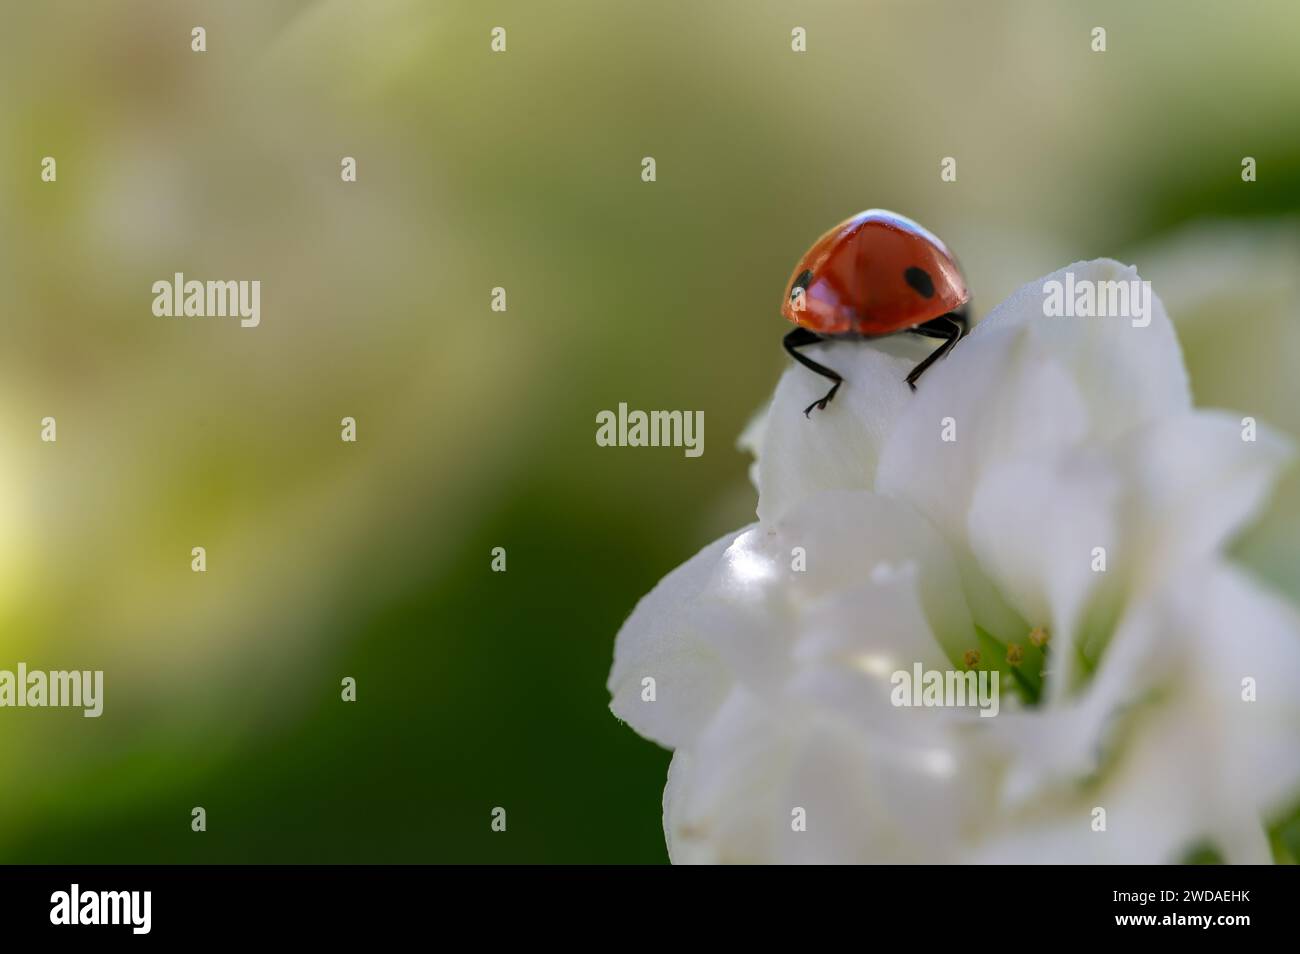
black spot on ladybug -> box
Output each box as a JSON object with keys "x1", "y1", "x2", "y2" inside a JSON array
[
  {"x1": 791, "y1": 269, "x2": 814, "y2": 300},
  {"x1": 904, "y1": 267, "x2": 935, "y2": 298}
]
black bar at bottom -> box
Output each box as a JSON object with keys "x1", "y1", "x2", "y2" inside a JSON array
[{"x1": 0, "y1": 865, "x2": 1289, "y2": 940}]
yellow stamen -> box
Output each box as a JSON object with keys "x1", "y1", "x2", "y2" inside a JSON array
[{"x1": 1006, "y1": 643, "x2": 1025, "y2": 666}]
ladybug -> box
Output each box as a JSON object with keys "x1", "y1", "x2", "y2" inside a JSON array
[{"x1": 781, "y1": 209, "x2": 971, "y2": 416}]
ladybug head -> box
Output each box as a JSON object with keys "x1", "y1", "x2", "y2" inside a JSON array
[{"x1": 787, "y1": 269, "x2": 814, "y2": 312}]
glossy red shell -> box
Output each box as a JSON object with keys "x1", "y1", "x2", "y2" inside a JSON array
[{"x1": 781, "y1": 210, "x2": 969, "y2": 336}]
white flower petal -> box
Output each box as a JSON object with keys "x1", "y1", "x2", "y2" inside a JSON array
[
  {"x1": 767, "y1": 490, "x2": 974, "y2": 665},
  {"x1": 1115, "y1": 410, "x2": 1294, "y2": 594},
  {"x1": 877, "y1": 324, "x2": 1090, "y2": 640},
  {"x1": 792, "y1": 567, "x2": 951, "y2": 673},
  {"x1": 972, "y1": 258, "x2": 1191, "y2": 437},
  {"x1": 608, "y1": 530, "x2": 740, "y2": 749},
  {"x1": 735, "y1": 398, "x2": 774, "y2": 498},
  {"x1": 969, "y1": 453, "x2": 1120, "y2": 636},
  {"x1": 1162, "y1": 563, "x2": 1300, "y2": 821},
  {"x1": 665, "y1": 687, "x2": 984, "y2": 864},
  {"x1": 754, "y1": 336, "x2": 932, "y2": 523},
  {"x1": 661, "y1": 688, "x2": 787, "y2": 864}
]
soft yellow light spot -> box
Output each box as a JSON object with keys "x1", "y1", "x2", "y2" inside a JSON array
[
  {"x1": 0, "y1": 457, "x2": 32, "y2": 614},
  {"x1": 851, "y1": 653, "x2": 894, "y2": 678}
]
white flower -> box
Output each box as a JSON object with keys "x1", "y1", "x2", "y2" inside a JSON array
[{"x1": 609, "y1": 259, "x2": 1300, "y2": 864}]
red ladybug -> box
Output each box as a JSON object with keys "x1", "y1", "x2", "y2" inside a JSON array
[{"x1": 781, "y1": 209, "x2": 971, "y2": 416}]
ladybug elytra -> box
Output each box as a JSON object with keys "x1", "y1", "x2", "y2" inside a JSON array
[{"x1": 781, "y1": 210, "x2": 971, "y2": 416}]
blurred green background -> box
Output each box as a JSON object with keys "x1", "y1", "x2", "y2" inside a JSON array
[{"x1": 0, "y1": 0, "x2": 1298, "y2": 862}]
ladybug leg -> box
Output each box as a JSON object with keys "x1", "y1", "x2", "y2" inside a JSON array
[
  {"x1": 783, "y1": 327, "x2": 843, "y2": 417},
  {"x1": 904, "y1": 311, "x2": 968, "y2": 390},
  {"x1": 909, "y1": 307, "x2": 969, "y2": 340}
]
